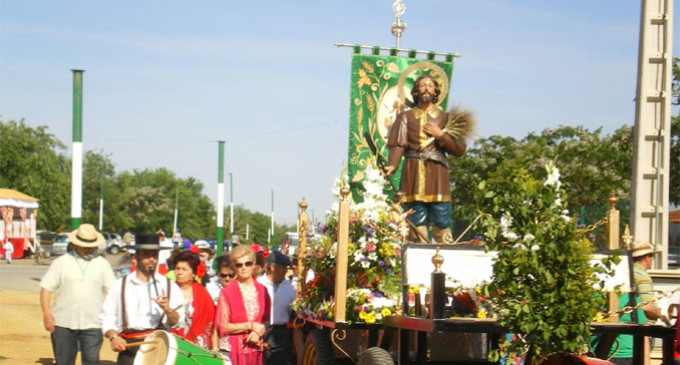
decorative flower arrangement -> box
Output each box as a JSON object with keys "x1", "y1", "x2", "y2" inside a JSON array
[
  {"x1": 444, "y1": 285, "x2": 493, "y2": 319},
  {"x1": 475, "y1": 160, "x2": 617, "y2": 364},
  {"x1": 293, "y1": 165, "x2": 402, "y2": 324}
]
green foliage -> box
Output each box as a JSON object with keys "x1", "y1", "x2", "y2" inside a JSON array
[
  {"x1": 671, "y1": 116, "x2": 680, "y2": 205},
  {"x1": 0, "y1": 119, "x2": 292, "y2": 240},
  {"x1": 476, "y1": 161, "x2": 615, "y2": 364},
  {"x1": 0, "y1": 119, "x2": 70, "y2": 230},
  {"x1": 449, "y1": 125, "x2": 634, "y2": 221}
]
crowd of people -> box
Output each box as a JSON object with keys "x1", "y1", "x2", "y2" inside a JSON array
[{"x1": 40, "y1": 223, "x2": 298, "y2": 365}]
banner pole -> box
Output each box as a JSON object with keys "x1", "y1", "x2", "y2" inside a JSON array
[{"x1": 334, "y1": 42, "x2": 461, "y2": 58}]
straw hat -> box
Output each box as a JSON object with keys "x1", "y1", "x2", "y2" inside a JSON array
[
  {"x1": 631, "y1": 241, "x2": 660, "y2": 258},
  {"x1": 68, "y1": 224, "x2": 105, "y2": 248}
]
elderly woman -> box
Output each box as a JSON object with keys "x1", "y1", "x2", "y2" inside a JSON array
[
  {"x1": 216, "y1": 245, "x2": 270, "y2": 365},
  {"x1": 169, "y1": 250, "x2": 215, "y2": 349}
]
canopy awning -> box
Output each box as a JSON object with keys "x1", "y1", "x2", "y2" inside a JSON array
[{"x1": 0, "y1": 188, "x2": 39, "y2": 209}]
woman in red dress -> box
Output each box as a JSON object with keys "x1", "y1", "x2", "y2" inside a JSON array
[
  {"x1": 215, "y1": 244, "x2": 270, "y2": 364},
  {"x1": 169, "y1": 250, "x2": 215, "y2": 349}
]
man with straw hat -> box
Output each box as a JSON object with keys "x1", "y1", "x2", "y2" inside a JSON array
[
  {"x1": 39, "y1": 223, "x2": 116, "y2": 365},
  {"x1": 631, "y1": 241, "x2": 667, "y2": 364},
  {"x1": 631, "y1": 241, "x2": 663, "y2": 324},
  {"x1": 100, "y1": 233, "x2": 184, "y2": 365}
]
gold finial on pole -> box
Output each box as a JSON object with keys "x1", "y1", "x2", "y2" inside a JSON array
[
  {"x1": 607, "y1": 193, "x2": 619, "y2": 211},
  {"x1": 390, "y1": 0, "x2": 407, "y2": 49},
  {"x1": 340, "y1": 187, "x2": 350, "y2": 201},
  {"x1": 621, "y1": 225, "x2": 633, "y2": 249},
  {"x1": 432, "y1": 247, "x2": 444, "y2": 274}
]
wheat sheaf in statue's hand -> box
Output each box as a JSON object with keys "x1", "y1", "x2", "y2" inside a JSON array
[{"x1": 420, "y1": 105, "x2": 477, "y2": 149}]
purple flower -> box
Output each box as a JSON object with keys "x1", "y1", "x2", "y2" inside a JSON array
[
  {"x1": 386, "y1": 269, "x2": 392, "y2": 274},
  {"x1": 379, "y1": 260, "x2": 385, "y2": 266}
]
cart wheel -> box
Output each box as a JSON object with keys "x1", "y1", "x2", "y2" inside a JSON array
[
  {"x1": 357, "y1": 347, "x2": 394, "y2": 365},
  {"x1": 301, "y1": 329, "x2": 335, "y2": 365}
]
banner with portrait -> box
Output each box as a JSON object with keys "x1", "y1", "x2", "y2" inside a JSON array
[{"x1": 347, "y1": 50, "x2": 455, "y2": 202}]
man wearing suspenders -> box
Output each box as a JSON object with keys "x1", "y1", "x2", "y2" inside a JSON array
[{"x1": 100, "y1": 233, "x2": 184, "y2": 365}]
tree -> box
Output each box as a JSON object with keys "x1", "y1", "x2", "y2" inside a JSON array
[
  {"x1": 670, "y1": 57, "x2": 680, "y2": 205},
  {"x1": 0, "y1": 119, "x2": 70, "y2": 230},
  {"x1": 82, "y1": 150, "x2": 123, "y2": 231},
  {"x1": 449, "y1": 125, "x2": 633, "y2": 221}
]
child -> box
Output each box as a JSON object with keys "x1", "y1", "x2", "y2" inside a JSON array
[{"x1": 3, "y1": 240, "x2": 14, "y2": 264}]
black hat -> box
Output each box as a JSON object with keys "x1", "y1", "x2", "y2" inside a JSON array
[
  {"x1": 134, "y1": 233, "x2": 161, "y2": 251},
  {"x1": 267, "y1": 251, "x2": 292, "y2": 267}
]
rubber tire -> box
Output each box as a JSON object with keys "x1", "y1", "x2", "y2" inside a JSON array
[
  {"x1": 301, "y1": 329, "x2": 335, "y2": 365},
  {"x1": 108, "y1": 245, "x2": 120, "y2": 255},
  {"x1": 357, "y1": 347, "x2": 394, "y2": 365}
]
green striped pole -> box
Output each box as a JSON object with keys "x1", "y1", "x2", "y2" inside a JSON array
[
  {"x1": 216, "y1": 141, "x2": 225, "y2": 255},
  {"x1": 71, "y1": 69, "x2": 84, "y2": 230}
]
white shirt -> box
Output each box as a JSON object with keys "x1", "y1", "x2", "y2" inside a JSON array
[
  {"x1": 257, "y1": 275, "x2": 296, "y2": 325},
  {"x1": 205, "y1": 277, "x2": 223, "y2": 305},
  {"x1": 99, "y1": 271, "x2": 184, "y2": 334},
  {"x1": 40, "y1": 253, "x2": 116, "y2": 330}
]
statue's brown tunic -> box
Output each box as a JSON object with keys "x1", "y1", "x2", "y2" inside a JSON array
[{"x1": 386, "y1": 106, "x2": 460, "y2": 203}]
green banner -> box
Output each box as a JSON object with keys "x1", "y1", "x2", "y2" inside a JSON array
[{"x1": 347, "y1": 51, "x2": 454, "y2": 202}]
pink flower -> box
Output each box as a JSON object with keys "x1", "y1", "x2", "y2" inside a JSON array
[{"x1": 366, "y1": 242, "x2": 377, "y2": 252}]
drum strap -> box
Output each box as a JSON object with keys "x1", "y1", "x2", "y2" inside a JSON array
[{"x1": 120, "y1": 274, "x2": 172, "y2": 333}]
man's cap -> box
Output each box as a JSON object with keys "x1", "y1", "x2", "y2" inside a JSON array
[
  {"x1": 267, "y1": 251, "x2": 292, "y2": 267},
  {"x1": 68, "y1": 224, "x2": 105, "y2": 248},
  {"x1": 134, "y1": 233, "x2": 161, "y2": 251},
  {"x1": 195, "y1": 240, "x2": 211, "y2": 249},
  {"x1": 631, "y1": 241, "x2": 660, "y2": 258}
]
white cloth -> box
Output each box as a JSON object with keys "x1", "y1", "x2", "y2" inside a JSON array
[
  {"x1": 205, "y1": 277, "x2": 223, "y2": 305},
  {"x1": 99, "y1": 271, "x2": 184, "y2": 334},
  {"x1": 257, "y1": 275, "x2": 296, "y2": 325},
  {"x1": 40, "y1": 253, "x2": 116, "y2": 330}
]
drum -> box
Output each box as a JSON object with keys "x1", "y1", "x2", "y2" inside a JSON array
[{"x1": 134, "y1": 330, "x2": 226, "y2": 365}]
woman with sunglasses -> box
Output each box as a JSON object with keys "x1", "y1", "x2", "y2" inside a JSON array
[
  {"x1": 216, "y1": 245, "x2": 271, "y2": 365},
  {"x1": 206, "y1": 255, "x2": 235, "y2": 304},
  {"x1": 169, "y1": 250, "x2": 215, "y2": 349}
]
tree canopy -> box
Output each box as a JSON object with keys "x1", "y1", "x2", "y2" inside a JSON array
[{"x1": 0, "y1": 119, "x2": 294, "y2": 245}]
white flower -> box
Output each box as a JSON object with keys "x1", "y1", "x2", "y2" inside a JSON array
[
  {"x1": 544, "y1": 162, "x2": 562, "y2": 189},
  {"x1": 555, "y1": 198, "x2": 562, "y2": 207},
  {"x1": 367, "y1": 252, "x2": 378, "y2": 261},
  {"x1": 503, "y1": 231, "x2": 519, "y2": 241},
  {"x1": 371, "y1": 296, "x2": 395, "y2": 308},
  {"x1": 353, "y1": 250, "x2": 364, "y2": 262},
  {"x1": 360, "y1": 260, "x2": 370, "y2": 269},
  {"x1": 530, "y1": 244, "x2": 540, "y2": 251},
  {"x1": 512, "y1": 243, "x2": 527, "y2": 250},
  {"x1": 523, "y1": 233, "x2": 535, "y2": 243},
  {"x1": 500, "y1": 213, "x2": 513, "y2": 231}
]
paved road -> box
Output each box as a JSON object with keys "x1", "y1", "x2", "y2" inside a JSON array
[
  {"x1": 0, "y1": 252, "x2": 131, "y2": 291},
  {"x1": 0, "y1": 257, "x2": 52, "y2": 291}
]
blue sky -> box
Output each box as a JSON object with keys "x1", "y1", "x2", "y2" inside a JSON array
[{"x1": 1, "y1": 1, "x2": 678, "y2": 226}]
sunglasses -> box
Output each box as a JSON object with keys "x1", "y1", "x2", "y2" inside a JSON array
[
  {"x1": 218, "y1": 273, "x2": 236, "y2": 279},
  {"x1": 234, "y1": 261, "x2": 254, "y2": 269}
]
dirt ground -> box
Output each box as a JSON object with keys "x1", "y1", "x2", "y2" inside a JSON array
[{"x1": 0, "y1": 290, "x2": 118, "y2": 365}]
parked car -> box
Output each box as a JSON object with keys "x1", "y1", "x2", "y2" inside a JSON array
[
  {"x1": 102, "y1": 232, "x2": 123, "y2": 254},
  {"x1": 50, "y1": 233, "x2": 69, "y2": 256}
]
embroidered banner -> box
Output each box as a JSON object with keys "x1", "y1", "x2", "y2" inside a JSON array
[{"x1": 347, "y1": 50, "x2": 455, "y2": 201}]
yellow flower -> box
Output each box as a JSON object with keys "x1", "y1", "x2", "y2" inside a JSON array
[
  {"x1": 365, "y1": 313, "x2": 377, "y2": 324},
  {"x1": 477, "y1": 310, "x2": 487, "y2": 318},
  {"x1": 381, "y1": 308, "x2": 392, "y2": 317},
  {"x1": 359, "y1": 311, "x2": 368, "y2": 320}
]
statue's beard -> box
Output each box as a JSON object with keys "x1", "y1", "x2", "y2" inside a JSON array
[{"x1": 418, "y1": 93, "x2": 434, "y2": 103}]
